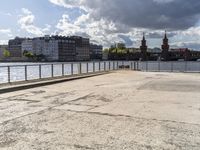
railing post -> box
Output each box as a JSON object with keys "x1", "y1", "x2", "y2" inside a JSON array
[
  {"x1": 62, "y1": 64, "x2": 64, "y2": 76},
  {"x1": 134, "y1": 62, "x2": 136, "y2": 70},
  {"x1": 7, "y1": 66, "x2": 11, "y2": 83},
  {"x1": 117, "y1": 61, "x2": 119, "y2": 70},
  {"x1": 51, "y1": 64, "x2": 54, "y2": 77},
  {"x1": 71, "y1": 63, "x2": 73, "y2": 75},
  {"x1": 25, "y1": 65, "x2": 27, "y2": 81},
  {"x1": 131, "y1": 62, "x2": 133, "y2": 70},
  {"x1": 146, "y1": 61, "x2": 148, "y2": 72},
  {"x1": 109, "y1": 61, "x2": 111, "y2": 70},
  {"x1": 99, "y1": 62, "x2": 101, "y2": 72},
  {"x1": 86, "y1": 62, "x2": 89, "y2": 73},
  {"x1": 79, "y1": 62, "x2": 82, "y2": 74},
  {"x1": 104, "y1": 62, "x2": 106, "y2": 71},
  {"x1": 93, "y1": 62, "x2": 95, "y2": 72},
  {"x1": 39, "y1": 65, "x2": 42, "y2": 79}
]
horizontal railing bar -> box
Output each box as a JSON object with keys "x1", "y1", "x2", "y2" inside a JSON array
[{"x1": 0, "y1": 61, "x2": 115, "y2": 68}]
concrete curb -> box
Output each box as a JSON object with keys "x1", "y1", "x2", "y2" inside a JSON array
[{"x1": 0, "y1": 72, "x2": 110, "y2": 94}]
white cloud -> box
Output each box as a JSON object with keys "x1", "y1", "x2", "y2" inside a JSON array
[
  {"x1": 18, "y1": 8, "x2": 51, "y2": 36},
  {"x1": 49, "y1": 0, "x2": 81, "y2": 8},
  {"x1": 171, "y1": 41, "x2": 200, "y2": 50},
  {"x1": 181, "y1": 26, "x2": 200, "y2": 36},
  {"x1": 0, "y1": 40, "x2": 8, "y2": 45},
  {"x1": 0, "y1": 29, "x2": 11, "y2": 34},
  {"x1": 55, "y1": 13, "x2": 134, "y2": 47},
  {"x1": 0, "y1": 29, "x2": 13, "y2": 37},
  {"x1": 50, "y1": 0, "x2": 200, "y2": 49}
]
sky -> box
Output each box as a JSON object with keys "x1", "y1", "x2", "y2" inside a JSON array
[{"x1": 1, "y1": 0, "x2": 200, "y2": 49}]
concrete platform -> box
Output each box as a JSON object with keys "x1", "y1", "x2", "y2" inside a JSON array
[{"x1": 0, "y1": 71, "x2": 200, "y2": 149}]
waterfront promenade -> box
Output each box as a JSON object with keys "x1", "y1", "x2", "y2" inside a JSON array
[{"x1": 0, "y1": 71, "x2": 200, "y2": 149}]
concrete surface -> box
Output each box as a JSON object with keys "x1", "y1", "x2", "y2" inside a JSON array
[{"x1": 0, "y1": 71, "x2": 200, "y2": 150}]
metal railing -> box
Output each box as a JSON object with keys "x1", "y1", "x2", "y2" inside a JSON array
[
  {"x1": 0, "y1": 61, "x2": 138, "y2": 84},
  {"x1": 1, "y1": 61, "x2": 200, "y2": 85},
  {"x1": 138, "y1": 61, "x2": 200, "y2": 73}
]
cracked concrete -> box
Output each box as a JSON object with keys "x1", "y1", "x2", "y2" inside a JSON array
[{"x1": 0, "y1": 71, "x2": 200, "y2": 149}]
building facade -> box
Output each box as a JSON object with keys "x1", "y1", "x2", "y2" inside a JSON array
[
  {"x1": 90, "y1": 43, "x2": 103, "y2": 60},
  {"x1": 56, "y1": 36, "x2": 76, "y2": 61},
  {"x1": 21, "y1": 36, "x2": 77, "y2": 61},
  {"x1": 22, "y1": 39, "x2": 33, "y2": 54},
  {"x1": 8, "y1": 37, "x2": 26, "y2": 57},
  {"x1": 8, "y1": 35, "x2": 95, "y2": 61},
  {"x1": 70, "y1": 36, "x2": 90, "y2": 61}
]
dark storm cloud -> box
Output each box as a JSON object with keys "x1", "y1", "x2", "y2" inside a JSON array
[
  {"x1": 147, "y1": 31, "x2": 177, "y2": 38},
  {"x1": 82, "y1": 0, "x2": 200, "y2": 30}
]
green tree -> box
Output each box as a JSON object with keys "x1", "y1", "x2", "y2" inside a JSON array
[
  {"x1": 3, "y1": 49, "x2": 10, "y2": 57},
  {"x1": 116, "y1": 43, "x2": 126, "y2": 50},
  {"x1": 103, "y1": 48, "x2": 109, "y2": 53},
  {"x1": 23, "y1": 50, "x2": 34, "y2": 59}
]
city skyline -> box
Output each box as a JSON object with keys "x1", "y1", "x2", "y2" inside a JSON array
[{"x1": 1, "y1": 0, "x2": 200, "y2": 49}]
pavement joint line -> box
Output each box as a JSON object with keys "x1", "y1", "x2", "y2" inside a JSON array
[
  {"x1": 55, "y1": 109, "x2": 200, "y2": 126},
  {"x1": 0, "y1": 93, "x2": 99, "y2": 125},
  {"x1": 62, "y1": 103, "x2": 100, "y2": 108},
  {"x1": 0, "y1": 72, "x2": 110, "y2": 94},
  {"x1": 1, "y1": 102, "x2": 200, "y2": 127},
  {"x1": 42, "y1": 92, "x2": 71, "y2": 99},
  {"x1": 0, "y1": 107, "x2": 51, "y2": 125},
  {"x1": 60, "y1": 93, "x2": 94, "y2": 105},
  {"x1": 8, "y1": 99, "x2": 41, "y2": 103}
]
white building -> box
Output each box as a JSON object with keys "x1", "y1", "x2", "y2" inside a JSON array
[
  {"x1": 22, "y1": 37, "x2": 59, "y2": 61},
  {"x1": 22, "y1": 39, "x2": 33, "y2": 54},
  {"x1": 42, "y1": 37, "x2": 59, "y2": 61}
]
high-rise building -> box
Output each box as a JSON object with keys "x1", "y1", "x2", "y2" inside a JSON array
[
  {"x1": 90, "y1": 43, "x2": 103, "y2": 60},
  {"x1": 161, "y1": 31, "x2": 170, "y2": 61},
  {"x1": 8, "y1": 37, "x2": 26, "y2": 57},
  {"x1": 140, "y1": 33, "x2": 148, "y2": 61}
]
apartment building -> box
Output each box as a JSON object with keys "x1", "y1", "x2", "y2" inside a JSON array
[
  {"x1": 70, "y1": 36, "x2": 90, "y2": 61},
  {"x1": 21, "y1": 36, "x2": 77, "y2": 61},
  {"x1": 8, "y1": 37, "x2": 26, "y2": 57},
  {"x1": 90, "y1": 43, "x2": 103, "y2": 60}
]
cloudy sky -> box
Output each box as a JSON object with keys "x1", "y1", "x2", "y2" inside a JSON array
[{"x1": 1, "y1": 0, "x2": 200, "y2": 49}]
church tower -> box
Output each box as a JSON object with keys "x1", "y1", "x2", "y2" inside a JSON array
[
  {"x1": 161, "y1": 31, "x2": 169, "y2": 61},
  {"x1": 140, "y1": 33, "x2": 148, "y2": 61}
]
